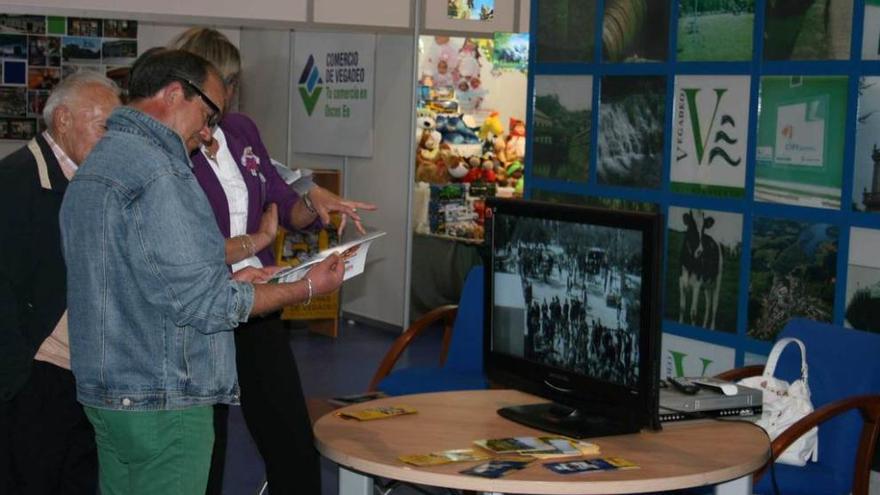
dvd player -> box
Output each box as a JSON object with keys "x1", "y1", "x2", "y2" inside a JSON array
[{"x1": 659, "y1": 379, "x2": 762, "y2": 419}]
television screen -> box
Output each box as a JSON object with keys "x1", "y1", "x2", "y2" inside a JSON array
[{"x1": 484, "y1": 198, "x2": 661, "y2": 438}]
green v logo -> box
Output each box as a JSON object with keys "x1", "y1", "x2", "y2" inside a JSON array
[
  {"x1": 299, "y1": 86, "x2": 322, "y2": 116},
  {"x1": 683, "y1": 88, "x2": 727, "y2": 165}
]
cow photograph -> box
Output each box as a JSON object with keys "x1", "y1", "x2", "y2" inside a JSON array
[{"x1": 665, "y1": 206, "x2": 742, "y2": 332}]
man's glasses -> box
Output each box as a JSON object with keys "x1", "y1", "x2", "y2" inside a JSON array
[{"x1": 177, "y1": 77, "x2": 221, "y2": 129}]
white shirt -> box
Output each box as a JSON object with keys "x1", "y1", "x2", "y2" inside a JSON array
[{"x1": 202, "y1": 127, "x2": 263, "y2": 272}]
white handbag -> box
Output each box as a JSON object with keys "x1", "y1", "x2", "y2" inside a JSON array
[{"x1": 737, "y1": 337, "x2": 818, "y2": 466}]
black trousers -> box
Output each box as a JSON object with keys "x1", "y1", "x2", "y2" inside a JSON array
[
  {"x1": 207, "y1": 316, "x2": 320, "y2": 495},
  {"x1": 0, "y1": 361, "x2": 97, "y2": 495}
]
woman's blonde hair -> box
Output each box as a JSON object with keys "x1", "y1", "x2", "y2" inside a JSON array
[{"x1": 168, "y1": 27, "x2": 241, "y2": 86}]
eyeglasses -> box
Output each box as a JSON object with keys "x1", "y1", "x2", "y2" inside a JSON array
[{"x1": 177, "y1": 77, "x2": 221, "y2": 129}]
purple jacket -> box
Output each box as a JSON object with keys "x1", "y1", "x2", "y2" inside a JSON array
[{"x1": 190, "y1": 113, "x2": 299, "y2": 267}]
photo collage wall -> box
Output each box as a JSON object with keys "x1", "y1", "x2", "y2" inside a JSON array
[
  {"x1": 0, "y1": 14, "x2": 137, "y2": 141},
  {"x1": 526, "y1": 0, "x2": 880, "y2": 370}
]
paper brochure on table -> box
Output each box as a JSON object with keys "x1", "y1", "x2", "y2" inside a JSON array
[{"x1": 269, "y1": 230, "x2": 386, "y2": 284}]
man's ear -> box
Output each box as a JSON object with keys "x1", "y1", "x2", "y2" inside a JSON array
[
  {"x1": 161, "y1": 81, "x2": 183, "y2": 106},
  {"x1": 54, "y1": 105, "x2": 72, "y2": 134}
]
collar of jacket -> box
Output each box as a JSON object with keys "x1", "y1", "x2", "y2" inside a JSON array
[
  {"x1": 106, "y1": 106, "x2": 190, "y2": 167},
  {"x1": 29, "y1": 133, "x2": 67, "y2": 193}
]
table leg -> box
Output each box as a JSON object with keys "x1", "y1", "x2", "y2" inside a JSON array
[
  {"x1": 714, "y1": 474, "x2": 752, "y2": 495},
  {"x1": 338, "y1": 466, "x2": 372, "y2": 495}
]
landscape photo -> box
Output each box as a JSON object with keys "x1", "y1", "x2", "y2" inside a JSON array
[
  {"x1": 598, "y1": 76, "x2": 666, "y2": 188},
  {"x1": 748, "y1": 217, "x2": 837, "y2": 341},
  {"x1": 665, "y1": 207, "x2": 742, "y2": 333},
  {"x1": 677, "y1": 0, "x2": 755, "y2": 61},
  {"x1": 763, "y1": 0, "x2": 852, "y2": 60},
  {"x1": 536, "y1": 0, "x2": 596, "y2": 63},
  {"x1": 531, "y1": 75, "x2": 592, "y2": 182},
  {"x1": 845, "y1": 227, "x2": 880, "y2": 333}
]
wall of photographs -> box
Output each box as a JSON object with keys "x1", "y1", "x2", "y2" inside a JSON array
[
  {"x1": 0, "y1": 14, "x2": 137, "y2": 141},
  {"x1": 525, "y1": 0, "x2": 880, "y2": 374}
]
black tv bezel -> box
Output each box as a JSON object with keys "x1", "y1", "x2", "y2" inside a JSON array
[{"x1": 483, "y1": 198, "x2": 662, "y2": 432}]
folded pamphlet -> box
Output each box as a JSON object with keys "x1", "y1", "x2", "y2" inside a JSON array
[
  {"x1": 269, "y1": 230, "x2": 386, "y2": 284},
  {"x1": 336, "y1": 405, "x2": 417, "y2": 421}
]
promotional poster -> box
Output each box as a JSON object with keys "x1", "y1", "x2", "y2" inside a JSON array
[{"x1": 671, "y1": 75, "x2": 750, "y2": 197}]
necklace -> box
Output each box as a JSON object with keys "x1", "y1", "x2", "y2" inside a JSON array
[{"x1": 203, "y1": 138, "x2": 218, "y2": 161}]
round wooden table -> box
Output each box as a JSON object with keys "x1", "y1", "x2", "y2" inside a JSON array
[{"x1": 313, "y1": 389, "x2": 770, "y2": 494}]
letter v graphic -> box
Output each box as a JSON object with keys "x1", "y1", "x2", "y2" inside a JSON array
[{"x1": 684, "y1": 88, "x2": 727, "y2": 165}]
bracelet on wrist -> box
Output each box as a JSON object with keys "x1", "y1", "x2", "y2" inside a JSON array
[
  {"x1": 302, "y1": 192, "x2": 317, "y2": 215},
  {"x1": 304, "y1": 277, "x2": 313, "y2": 305}
]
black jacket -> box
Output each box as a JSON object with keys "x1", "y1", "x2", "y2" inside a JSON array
[{"x1": 0, "y1": 135, "x2": 68, "y2": 401}]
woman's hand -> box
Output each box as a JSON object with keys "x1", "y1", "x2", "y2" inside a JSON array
[{"x1": 307, "y1": 186, "x2": 377, "y2": 236}]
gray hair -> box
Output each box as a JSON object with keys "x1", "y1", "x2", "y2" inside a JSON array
[{"x1": 42, "y1": 71, "x2": 120, "y2": 127}]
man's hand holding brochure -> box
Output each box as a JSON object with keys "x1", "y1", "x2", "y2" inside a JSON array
[{"x1": 269, "y1": 230, "x2": 387, "y2": 284}]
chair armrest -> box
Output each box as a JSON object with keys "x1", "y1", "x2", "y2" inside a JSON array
[
  {"x1": 714, "y1": 365, "x2": 764, "y2": 382},
  {"x1": 367, "y1": 305, "x2": 458, "y2": 392},
  {"x1": 755, "y1": 394, "x2": 880, "y2": 495}
]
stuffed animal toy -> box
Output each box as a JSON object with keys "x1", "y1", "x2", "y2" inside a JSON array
[
  {"x1": 479, "y1": 111, "x2": 504, "y2": 142},
  {"x1": 461, "y1": 155, "x2": 483, "y2": 183},
  {"x1": 480, "y1": 156, "x2": 496, "y2": 183},
  {"x1": 505, "y1": 118, "x2": 526, "y2": 164},
  {"x1": 435, "y1": 114, "x2": 481, "y2": 145},
  {"x1": 441, "y1": 147, "x2": 469, "y2": 181},
  {"x1": 506, "y1": 160, "x2": 524, "y2": 194}
]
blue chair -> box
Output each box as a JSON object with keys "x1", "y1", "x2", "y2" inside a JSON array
[
  {"x1": 716, "y1": 318, "x2": 880, "y2": 495},
  {"x1": 368, "y1": 266, "x2": 488, "y2": 395}
]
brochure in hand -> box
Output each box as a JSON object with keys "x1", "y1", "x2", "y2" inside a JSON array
[{"x1": 269, "y1": 230, "x2": 386, "y2": 284}]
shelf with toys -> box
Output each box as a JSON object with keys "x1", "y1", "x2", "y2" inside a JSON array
[{"x1": 412, "y1": 33, "x2": 529, "y2": 242}]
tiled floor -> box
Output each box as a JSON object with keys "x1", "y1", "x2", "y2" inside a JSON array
[{"x1": 221, "y1": 318, "x2": 445, "y2": 495}]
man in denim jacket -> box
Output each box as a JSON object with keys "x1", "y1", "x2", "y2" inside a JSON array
[{"x1": 59, "y1": 50, "x2": 343, "y2": 495}]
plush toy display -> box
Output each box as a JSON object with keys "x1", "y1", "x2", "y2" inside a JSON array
[{"x1": 505, "y1": 118, "x2": 526, "y2": 164}]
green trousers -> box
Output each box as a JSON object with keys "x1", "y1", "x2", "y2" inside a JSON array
[{"x1": 84, "y1": 405, "x2": 214, "y2": 495}]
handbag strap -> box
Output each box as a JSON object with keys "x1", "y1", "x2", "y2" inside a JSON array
[{"x1": 762, "y1": 337, "x2": 809, "y2": 385}]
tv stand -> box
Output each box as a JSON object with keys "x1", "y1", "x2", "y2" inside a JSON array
[{"x1": 497, "y1": 402, "x2": 640, "y2": 439}]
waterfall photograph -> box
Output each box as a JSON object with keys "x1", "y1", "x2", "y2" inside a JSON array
[{"x1": 597, "y1": 75, "x2": 665, "y2": 189}]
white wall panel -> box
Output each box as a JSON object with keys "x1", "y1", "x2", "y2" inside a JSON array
[{"x1": 313, "y1": 0, "x2": 411, "y2": 28}]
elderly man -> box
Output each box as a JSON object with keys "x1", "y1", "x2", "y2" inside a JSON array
[
  {"x1": 59, "y1": 50, "x2": 343, "y2": 494},
  {"x1": 0, "y1": 72, "x2": 120, "y2": 494}
]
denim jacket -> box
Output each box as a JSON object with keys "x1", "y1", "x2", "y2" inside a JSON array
[{"x1": 59, "y1": 107, "x2": 254, "y2": 411}]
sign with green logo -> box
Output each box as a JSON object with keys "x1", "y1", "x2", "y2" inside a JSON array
[
  {"x1": 661, "y1": 333, "x2": 734, "y2": 379},
  {"x1": 671, "y1": 75, "x2": 750, "y2": 198},
  {"x1": 292, "y1": 32, "x2": 375, "y2": 157}
]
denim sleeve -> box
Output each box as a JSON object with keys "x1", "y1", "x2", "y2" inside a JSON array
[{"x1": 131, "y1": 171, "x2": 254, "y2": 334}]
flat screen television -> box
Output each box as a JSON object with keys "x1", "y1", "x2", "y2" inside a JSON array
[{"x1": 484, "y1": 198, "x2": 662, "y2": 438}]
